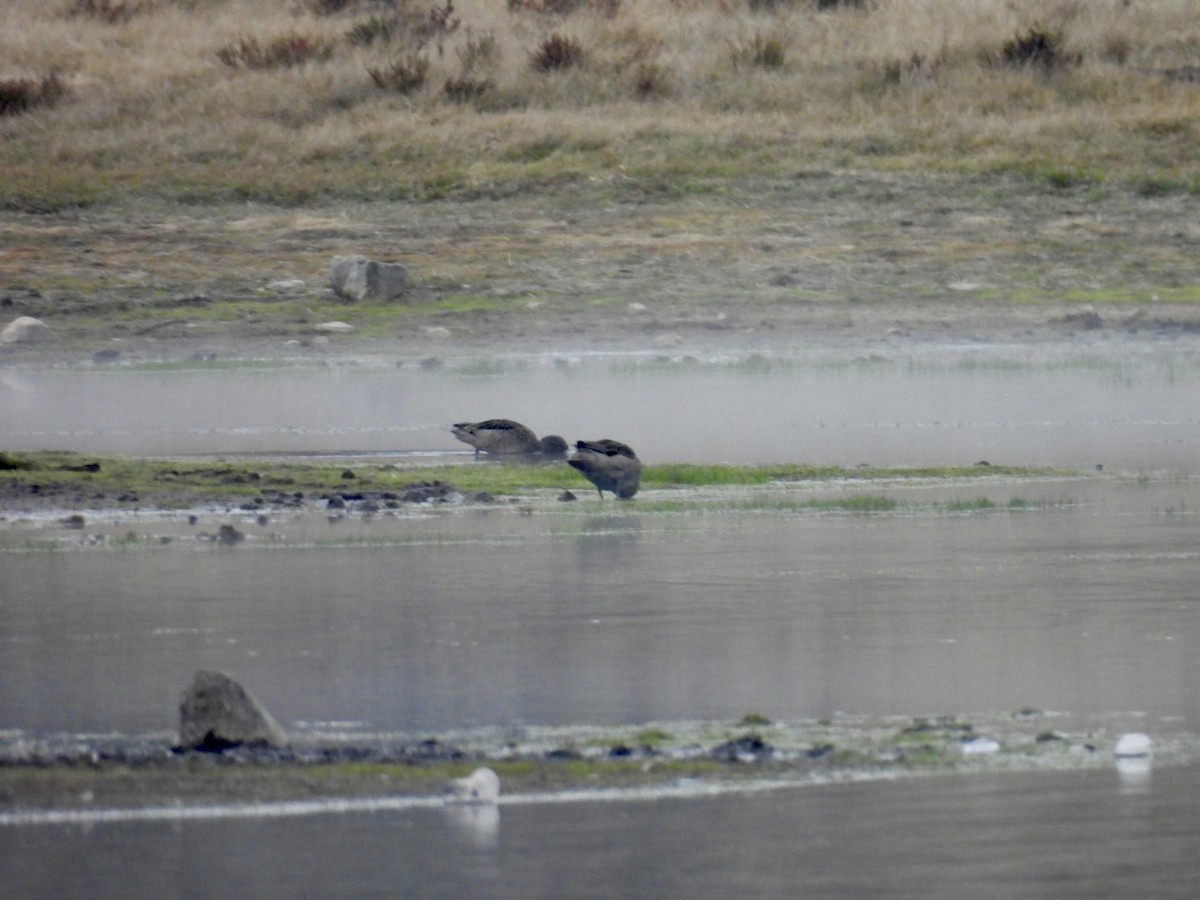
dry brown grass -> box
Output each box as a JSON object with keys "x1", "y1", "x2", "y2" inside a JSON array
[{"x1": 2, "y1": 0, "x2": 1200, "y2": 208}]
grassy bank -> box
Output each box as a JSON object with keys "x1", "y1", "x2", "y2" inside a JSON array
[{"x1": 3, "y1": 0, "x2": 1200, "y2": 209}]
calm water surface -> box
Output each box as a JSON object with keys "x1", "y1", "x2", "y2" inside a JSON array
[
  {"x1": 3, "y1": 345, "x2": 1200, "y2": 896},
  {"x1": 3, "y1": 764, "x2": 1199, "y2": 898}
]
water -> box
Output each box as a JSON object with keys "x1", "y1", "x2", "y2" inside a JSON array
[
  {"x1": 2, "y1": 345, "x2": 1199, "y2": 468},
  {"x1": 3, "y1": 479, "x2": 1200, "y2": 735},
  {"x1": 3, "y1": 765, "x2": 1198, "y2": 898},
  {"x1": 3, "y1": 343, "x2": 1200, "y2": 895}
]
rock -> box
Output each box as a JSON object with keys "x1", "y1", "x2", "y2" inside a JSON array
[
  {"x1": 710, "y1": 734, "x2": 773, "y2": 762},
  {"x1": 215, "y1": 524, "x2": 244, "y2": 545},
  {"x1": 1, "y1": 316, "x2": 50, "y2": 344},
  {"x1": 1114, "y1": 732, "x2": 1152, "y2": 758},
  {"x1": 330, "y1": 254, "x2": 408, "y2": 302},
  {"x1": 444, "y1": 767, "x2": 501, "y2": 804},
  {"x1": 315, "y1": 321, "x2": 354, "y2": 333},
  {"x1": 177, "y1": 670, "x2": 289, "y2": 751},
  {"x1": 266, "y1": 278, "x2": 307, "y2": 292}
]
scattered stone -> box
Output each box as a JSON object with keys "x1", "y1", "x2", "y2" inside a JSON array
[
  {"x1": 316, "y1": 321, "x2": 354, "y2": 334},
  {"x1": 960, "y1": 736, "x2": 1001, "y2": 755},
  {"x1": 418, "y1": 356, "x2": 443, "y2": 370},
  {"x1": 216, "y1": 524, "x2": 244, "y2": 544},
  {"x1": 710, "y1": 734, "x2": 774, "y2": 763},
  {"x1": 177, "y1": 670, "x2": 289, "y2": 751},
  {"x1": 330, "y1": 254, "x2": 408, "y2": 302},
  {"x1": 652, "y1": 332, "x2": 683, "y2": 348},
  {"x1": 558, "y1": 490, "x2": 578, "y2": 502},
  {"x1": 92, "y1": 348, "x2": 121, "y2": 363},
  {"x1": 60, "y1": 513, "x2": 85, "y2": 529},
  {"x1": 1, "y1": 316, "x2": 50, "y2": 344},
  {"x1": 266, "y1": 279, "x2": 306, "y2": 292},
  {"x1": 400, "y1": 480, "x2": 457, "y2": 503}
]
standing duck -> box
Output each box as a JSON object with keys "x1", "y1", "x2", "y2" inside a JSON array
[
  {"x1": 568, "y1": 438, "x2": 642, "y2": 499},
  {"x1": 451, "y1": 419, "x2": 568, "y2": 458}
]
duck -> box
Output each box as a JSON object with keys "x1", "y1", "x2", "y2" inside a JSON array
[
  {"x1": 451, "y1": 419, "x2": 568, "y2": 458},
  {"x1": 568, "y1": 438, "x2": 642, "y2": 499}
]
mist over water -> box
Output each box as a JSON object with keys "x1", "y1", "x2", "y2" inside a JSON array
[{"x1": 3, "y1": 345, "x2": 1198, "y2": 469}]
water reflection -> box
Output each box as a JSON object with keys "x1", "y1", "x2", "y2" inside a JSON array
[
  {"x1": 4, "y1": 763, "x2": 1199, "y2": 898},
  {"x1": 443, "y1": 804, "x2": 500, "y2": 850}
]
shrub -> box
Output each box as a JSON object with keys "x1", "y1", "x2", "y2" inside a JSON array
[
  {"x1": 633, "y1": 62, "x2": 665, "y2": 97},
  {"x1": 531, "y1": 33, "x2": 583, "y2": 71},
  {"x1": 348, "y1": 2, "x2": 460, "y2": 50},
  {"x1": 456, "y1": 29, "x2": 499, "y2": 73},
  {"x1": 347, "y1": 16, "x2": 398, "y2": 47},
  {"x1": 444, "y1": 76, "x2": 491, "y2": 102},
  {"x1": 216, "y1": 33, "x2": 337, "y2": 69},
  {"x1": 732, "y1": 34, "x2": 786, "y2": 70},
  {"x1": 1000, "y1": 27, "x2": 1080, "y2": 70},
  {"x1": 509, "y1": 0, "x2": 619, "y2": 16},
  {"x1": 304, "y1": 0, "x2": 359, "y2": 14},
  {"x1": 65, "y1": 0, "x2": 154, "y2": 24},
  {"x1": 0, "y1": 73, "x2": 68, "y2": 117},
  {"x1": 368, "y1": 53, "x2": 430, "y2": 93}
]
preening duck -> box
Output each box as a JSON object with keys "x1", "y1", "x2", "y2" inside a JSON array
[{"x1": 568, "y1": 438, "x2": 642, "y2": 499}]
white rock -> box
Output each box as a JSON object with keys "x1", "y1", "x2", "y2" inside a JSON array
[
  {"x1": 0, "y1": 316, "x2": 50, "y2": 344},
  {"x1": 960, "y1": 737, "x2": 1001, "y2": 756},
  {"x1": 445, "y1": 767, "x2": 500, "y2": 804},
  {"x1": 1114, "y1": 732, "x2": 1152, "y2": 758},
  {"x1": 315, "y1": 321, "x2": 354, "y2": 333}
]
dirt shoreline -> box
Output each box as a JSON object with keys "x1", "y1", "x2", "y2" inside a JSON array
[{"x1": 2, "y1": 175, "x2": 1200, "y2": 366}]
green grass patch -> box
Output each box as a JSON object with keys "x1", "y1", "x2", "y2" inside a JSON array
[
  {"x1": 0, "y1": 452, "x2": 1073, "y2": 513},
  {"x1": 940, "y1": 497, "x2": 997, "y2": 512}
]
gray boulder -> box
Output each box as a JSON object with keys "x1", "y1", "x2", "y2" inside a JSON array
[
  {"x1": 177, "y1": 669, "x2": 289, "y2": 750},
  {"x1": 330, "y1": 254, "x2": 408, "y2": 302},
  {"x1": 0, "y1": 316, "x2": 50, "y2": 344}
]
